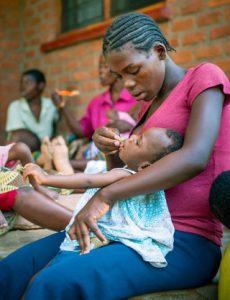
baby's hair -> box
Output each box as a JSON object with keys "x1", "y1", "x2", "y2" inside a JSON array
[
  {"x1": 22, "y1": 69, "x2": 46, "y2": 85},
  {"x1": 209, "y1": 171, "x2": 230, "y2": 229},
  {"x1": 103, "y1": 12, "x2": 175, "y2": 55},
  {"x1": 151, "y1": 129, "x2": 183, "y2": 163}
]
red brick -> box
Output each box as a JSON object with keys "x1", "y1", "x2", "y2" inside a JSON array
[
  {"x1": 181, "y1": 0, "x2": 205, "y2": 14},
  {"x1": 214, "y1": 58, "x2": 230, "y2": 72},
  {"x1": 5, "y1": 19, "x2": 19, "y2": 28},
  {"x1": 65, "y1": 60, "x2": 79, "y2": 70},
  {"x1": 208, "y1": 0, "x2": 230, "y2": 7},
  {"x1": 24, "y1": 29, "x2": 36, "y2": 37},
  {"x1": 40, "y1": 23, "x2": 53, "y2": 34},
  {"x1": 195, "y1": 44, "x2": 222, "y2": 59},
  {"x1": 210, "y1": 25, "x2": 230, "y2": 39},
  {"x1": 89, "y1": 40, "x2": 103, "y2": 53},
  {"x1": 226, "y1": 41, "x2": 230, "y2": 54},
  {"x1": 159, "y1": 23, "x2": 169, "y2": 36},
  {"x1": 0, "y1": 40, "x2": 19, "y2": 48},
  {"x1": 24, "y1": 9, "x2": 35, "y2": 19},
  {"x1": 29, "y1": 16, "x2": 41, "y2": 27},
  {"x1": 81, "y1": 56, "x2": 97, "y2": 68},
  {"x1": 50, "y1": 65, "x2": 63, "y2": 75},
  {"x1": 171, "y1": 49, "x2": 193, "y2": 64},
  {"x1": 89, "y1": 69, "x2": 99, "y2": 79},
  {"x1": 80, "y1": 80, "x2": 99, "y2": 91},
  {"x1": 168, "y1": 38, "x2": 178, "y2": 48},
  {"x1": 182, "y1": 32, "x2": 206, "y2": 45},
  {"x1": 1, "y1": 62, "x2": 19, "y2": 69},
  {"x1": 197, "y1": 11, "x2": 222, "y2": 26},
  {"x1": 58, "y1": 50, "x2": 71, "y2": 60},
  {"x1": 74, "y1": 71, "x2": 90, "y2": 81},
  {"x1": 224, "y1": 8, "x2": 230, "y2": 20},
  {"x1": 172, "y1": 18, "x2": 194, "y2": 32},
  {"x1": 37, "y1": 1, "x2": 51, "y2": 11},
  {"x1": 26, "y1": 50, "x2": 36, "y2": 58}
]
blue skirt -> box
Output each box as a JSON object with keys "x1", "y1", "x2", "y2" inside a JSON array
[{"x1": 0, "y1": 230, "x2": 221, "y2": 300}]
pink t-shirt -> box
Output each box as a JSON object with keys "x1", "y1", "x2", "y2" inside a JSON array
[
  {"x1": 79, "y1": 89, "x2": 136, "y2": 139},
  {"x1": 136, "y1": 63, "x2": 230, "y2": 246}
]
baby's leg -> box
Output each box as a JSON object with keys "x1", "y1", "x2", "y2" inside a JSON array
[{"x1": 52, "y1": 136, "x2": 74, "y2": 175}]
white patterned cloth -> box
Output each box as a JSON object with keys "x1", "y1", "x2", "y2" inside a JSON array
[{"x1": 60, "y1": 168, "x2": 174, "y2": 268}]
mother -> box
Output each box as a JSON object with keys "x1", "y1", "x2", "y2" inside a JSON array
[{"x1": 1, "y1": 12, "x2": 230, "y2": 300}]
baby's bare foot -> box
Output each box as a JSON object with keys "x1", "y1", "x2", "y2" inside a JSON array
[
  {"x1": 52, "y1": 136, "x2": 74, "y2": 175},
  {"x1": 37, "y1": 136, "x2": 53, "y2": 172}
]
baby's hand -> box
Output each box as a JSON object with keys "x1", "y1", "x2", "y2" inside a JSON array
[{"x1": 23, "y1": 163, "x2": 47, "y2": 185}]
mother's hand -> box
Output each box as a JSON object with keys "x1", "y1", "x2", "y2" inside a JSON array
[
  {"x1": 68, "y1": 192, "x2": 110, "y2": 254},
  {"x1": 93, "y1": 127, "x2": 121, "y2": 155}
]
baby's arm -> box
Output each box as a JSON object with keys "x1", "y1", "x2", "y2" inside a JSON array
[{"x1": 23, "y1": 164, "x2": 131, "y2": 189}]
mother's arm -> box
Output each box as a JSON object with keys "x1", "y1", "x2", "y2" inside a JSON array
[
  {"x1": 107, "y1": 87, "x2": 224, "y2": 200},
  {"x1": 73, "y1": 87, "x2": 224, "y2": 252}
]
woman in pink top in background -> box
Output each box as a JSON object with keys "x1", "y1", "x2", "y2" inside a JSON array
[
  {"x1": 52, "y1": 55, "x2": 136, "y2": 140},
  {"x1": 0, "y1": 13, "x2": 229, "y2": 300}
]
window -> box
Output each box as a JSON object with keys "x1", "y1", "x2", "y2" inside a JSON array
[
  {"x1": 111, "y1": 0, "x2": 161, "y2": 17},
  {"x1": 42, "y1": 0, "x2": 169, "y2": 52},
  {"x1": 62, "y1": 0, "x2": 103, "y2": 32},
  {"x1": 62, "y1": 0, "x2": 162, "y2": 32}
]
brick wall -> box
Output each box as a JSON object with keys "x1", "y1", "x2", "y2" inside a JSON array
[
  {"x1": 0, "y1": 0, "x2": 229, "y2": 143},
  {"x1": 0, "y1": 0, "x2": 23, "y2": 143}
]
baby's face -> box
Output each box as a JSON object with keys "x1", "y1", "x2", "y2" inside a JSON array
[{"x1": 119, "y1": 128, "x2": 172, "y2": 171}]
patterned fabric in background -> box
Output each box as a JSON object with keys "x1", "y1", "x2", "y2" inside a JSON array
[{"x1": 0, "y1": 166, "x2": 28, "y2": 235}]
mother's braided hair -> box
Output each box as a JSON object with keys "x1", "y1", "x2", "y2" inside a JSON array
[{"x1": 103, "y1": 12, "x2": 175, "y2": 55}]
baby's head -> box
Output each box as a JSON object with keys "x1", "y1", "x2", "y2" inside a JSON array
[
  {"x1": 119, "y1": 127, "x2": 183, "y2": 171},
  {"x1": 209, "y1": 171, "x2": 230, "y2": 229}
]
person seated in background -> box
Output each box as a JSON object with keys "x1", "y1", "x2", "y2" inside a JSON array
[
  {"x1": 0, "y1": 142, "x2": 72, "y2": 232},
  {"x1": 52, "y1": 55, "x2": 136, "y2": 140},
  {"x1": 209, "y1": 171, "x2": 230, "y2": 300},
  {"x1": 106, "y1": 107, "x2": 137, "y2": 139},
  {"x1": 5, "y1": 69, "x2": 59, "y2": 150},
  {"x1": 52, "y1": 55, "x2": 138, "y2": 171},
  {"x1": 23, "y1": 127, "x2": 183, "y2": 266}
]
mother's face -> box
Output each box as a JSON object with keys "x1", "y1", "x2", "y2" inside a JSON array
[{"x1": 106, "y1": 43, "x2": 166, "y2": 102}]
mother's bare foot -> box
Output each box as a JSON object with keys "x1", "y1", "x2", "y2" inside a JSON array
[{"x1": 52, "y1": 136, "x2": 74, "y2": 175}]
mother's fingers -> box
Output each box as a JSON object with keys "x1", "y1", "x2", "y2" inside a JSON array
[
  {"x1": 87, "y1": 220, "x2": 106, "y2": 243},
  {"x1": 68, "y1": 224, "x2": 78, "y2": 241},
  {"x1": 77, "y1": 223, "x2": 90, "y2": 254},
  {"x1": 96, "y1": 141, "x2": 119, "y2": 154},
  {"x1": 93, "y1": 127, "x2": 121, "y2": 142}
]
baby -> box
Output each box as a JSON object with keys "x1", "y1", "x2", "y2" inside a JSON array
[{"x1": 24, "y1": 127, "x2": 183, "y2": 267}]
